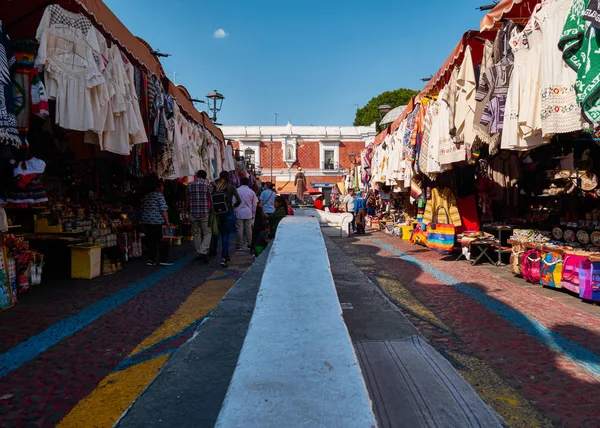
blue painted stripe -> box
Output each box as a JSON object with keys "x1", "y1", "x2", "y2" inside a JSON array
[
  {"x1": 0, "y1": 254, "x2": 195, "y2": 379},
  {"x1": 371, "y1": 238, "x2": 600, "y2": 379}
]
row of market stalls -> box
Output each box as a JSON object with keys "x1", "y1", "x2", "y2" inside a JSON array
[
  {"x1": 350, "y1": 0, "x2": 600, "y2": 303},
  {"x1": 0, "y1": 0, "x2": 258, "y2": 311}
]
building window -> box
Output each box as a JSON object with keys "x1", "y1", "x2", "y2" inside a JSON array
[
  {"x1": 323, "y1": 150, "x2": 335, "y2": 170},
  {"x1": 244, "y1": 148, "x2": 255, "y2": 165}
]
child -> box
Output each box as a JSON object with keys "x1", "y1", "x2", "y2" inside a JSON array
[{"x1": 254, "y1": 223, "x2": 271, "y2": 257}]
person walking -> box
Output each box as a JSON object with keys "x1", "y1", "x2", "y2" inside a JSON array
[
  {"x1": 235, "y1": 177, "x2": 258, "y2": 251},
  {"x1": 211, "y1": 171, "x2": 241, "y2": 268},
  {"x1": 185, "y1": 170, "x2": 212, "y2": 263},
  {"x1": 343, "y1": 189, "x2": 356, "y2": 233},
  {"x1": 354, "y1": 191, "x2": 367, "y2": 235},
  {"x1": 140, "y1": 180, "x2": 172, "y2": 266},
  {"x1": 259, "y1": 182, "x2": 276, "y2": 215}
]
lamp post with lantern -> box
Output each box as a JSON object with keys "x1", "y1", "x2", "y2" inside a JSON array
[{"x1": 206, "y1": 90, "x2": 225, "y2": 125}]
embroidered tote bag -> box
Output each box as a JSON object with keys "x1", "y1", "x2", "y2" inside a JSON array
[
  {"x1": 579, "y1": 260, "x2": 600, "y2": 302},
  {"x1": 539, "y1": 252, "x2": 563, "y2": 288},
  {"x1": 522, "y1": 249, "x2": 543, "y2": 284},
  {"x1": 426, "y1": 207, "x2": 456, "y2": 253},
  {"x1": 560, "y1": 254, "x2": 587, "y2": 294}
]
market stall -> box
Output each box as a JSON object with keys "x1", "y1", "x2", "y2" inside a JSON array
[
  {"x1": 358, "y1": 0, "x2": 600, "y2": 304},
  {"x1": 0, "y1": 1, "x2": 235, "y2": 311}
]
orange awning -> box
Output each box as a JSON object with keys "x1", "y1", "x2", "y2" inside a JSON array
[{"x1": 480, "y1": 0, "x2": 538, "y2": 32}]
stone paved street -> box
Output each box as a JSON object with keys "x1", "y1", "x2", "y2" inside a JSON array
[
  {"x1": 333, "y1": 233, "x2": 600, "y2": 428},
  {"x1": 0, "y1": 243, "x2": 253, "y2": 428}
]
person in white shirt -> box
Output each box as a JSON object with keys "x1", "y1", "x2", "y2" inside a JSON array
[
  {"x1": 235, "y1": 178, "x2": 259, "y2": 251},
  {"x1": 343, "y1": 189, "x2": 356, "y2": 233},
  {"x1": 259, "y1": 182, "x2": 276, "y2": 214}
]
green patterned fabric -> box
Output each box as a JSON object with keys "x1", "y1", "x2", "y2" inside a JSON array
[{"x1": 559, "y1": 0, "x2": 600, "y2": 125}]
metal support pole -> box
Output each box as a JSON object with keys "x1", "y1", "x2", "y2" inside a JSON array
[{"x1": 270, "y1": 135, "x2": 274, "y2": 184}]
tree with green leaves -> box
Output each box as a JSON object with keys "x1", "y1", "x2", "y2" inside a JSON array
[{"x1": 354, "y1": 88, "x2": 419, "y2": 129}]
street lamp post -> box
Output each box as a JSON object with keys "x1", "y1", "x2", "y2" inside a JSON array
[
  {"x1": 206, "y1": 90, "x2": 225, "y2": 125},
  {"x1": 270, "y1": 135, "x2": 274, "y2": 184}
]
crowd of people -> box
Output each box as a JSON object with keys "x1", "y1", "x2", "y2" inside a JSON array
[
  {"x1": 312, "y1": 189, "x2": 370, "y2": 235},
  {"x1": 140, "y1": 173, "x2": 291, "y2": 268}
]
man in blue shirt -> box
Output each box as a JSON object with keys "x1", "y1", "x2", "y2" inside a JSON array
[
  {"x1": 354, "y1": 191, "x2": 367, "y2": 234},
  {"x1": 259, "y1": 182, "x2": 276, "y2": 215}
]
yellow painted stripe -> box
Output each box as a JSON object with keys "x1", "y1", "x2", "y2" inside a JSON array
[
  {"x1": 60, "y1": 254, "x2": 254, "y2": 428},
  {"x1": 130, "y1": 277, "x2": 235, "y2": 355},
  {"x1": 58, "y1": 354, "x2": 170, "y2": 428}
]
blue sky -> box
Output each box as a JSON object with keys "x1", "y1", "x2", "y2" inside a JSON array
[{"x1": 105, "y1": 0, "x2": 490, "y2": 126}]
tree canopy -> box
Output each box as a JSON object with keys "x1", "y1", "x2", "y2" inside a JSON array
[{"x1": 353, "y1": 88, "x2": 419, "y2": 129}]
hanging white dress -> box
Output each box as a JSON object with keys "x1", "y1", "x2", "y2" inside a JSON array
[
  {"x1": 454, "y1": 46, "x2": 477, "y2": 148},
  {"x1": 36, "y1": 5, "x2": 106, "y2": 132},
  {"x1": 537, "y1": 0, "x2": 583, "y2": 137}
]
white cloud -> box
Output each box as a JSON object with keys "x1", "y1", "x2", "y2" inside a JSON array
[{"x1": 213, "y1": 29, "x2": 229, "y2": 39}]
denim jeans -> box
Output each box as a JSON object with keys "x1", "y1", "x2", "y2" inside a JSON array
[{"x1": 211, "y1": 209, "x2": 235, "y2": 259}]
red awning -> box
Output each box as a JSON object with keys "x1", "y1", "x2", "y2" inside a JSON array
[{"x1": 480, "y1": 0, "x2": 538, "y2": 31}]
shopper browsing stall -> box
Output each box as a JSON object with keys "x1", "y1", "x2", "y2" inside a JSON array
[
  {"x1": 186, "y1": 170, "x2": 212, "y2": 263},
  {"x1": 141, "y1": 180, "x2": 172, "y2": 266}
]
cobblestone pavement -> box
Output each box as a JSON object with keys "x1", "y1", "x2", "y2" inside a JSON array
[
  {"x1": 333, "y1": 233, "x2": 600, "y2": 428},
  {"x1": 0, "y1": 243, "x2": 254, "y2": 428}
]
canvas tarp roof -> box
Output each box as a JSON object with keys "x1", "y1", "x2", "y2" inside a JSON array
[
  {"x1": 3, "y1": 0, "x2": 223, "y2": 141},
  {"x1": 480, "y1": 0, "x2": 538, "y2": 31}
]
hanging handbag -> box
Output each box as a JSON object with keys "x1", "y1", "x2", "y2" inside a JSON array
[
  {"x1": 522, "y1": 249, "x2": 543, "y2": 284},
  {"x1": 579, "y1": 260, "x2": 600, "y2": 302},
  {"x1": 560, "y1": 253, "x2": 587, "y2": 293},
  {"x1": 539, "y1": 252, "x2": 563, "y2": 288},
  {"x1": 426, "y1": 206, "x2": 456, "y2": 253}
]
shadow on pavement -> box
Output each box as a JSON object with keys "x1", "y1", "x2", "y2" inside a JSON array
[{"x1": 334, "y1": 235, "x2": 600, "y2": 428}]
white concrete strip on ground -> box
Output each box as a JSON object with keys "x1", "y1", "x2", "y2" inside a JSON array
[{"x1": 215, "y1": 217, "x2": 377, "y2": 428}]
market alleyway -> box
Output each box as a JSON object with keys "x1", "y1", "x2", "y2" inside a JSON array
[
  {"x1": 334, "y1": 232, "x2": 600, "y2": 428},
  {"x1": 1, "y1": 233, "x2": 600, "y2": 427}
]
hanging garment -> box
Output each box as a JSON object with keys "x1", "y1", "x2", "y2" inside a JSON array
[
  {"x1": 473, "y1": 40, "x2": 499, "y2": 150},
  {"x1": 501, "y1": 10, "x2": 549, "y2": 151},
  {"x1": 6, "y1": 157, "x2": 48, "y2": 205},
  {"x1": 457, "y1": 195, "x2": 480, "y2": 232},
  {"x1": 559, "y1": 0, "x2": 600, "y2": 126},
  {"x1": 437, "y1": 87, "x2": 464, "y2": 166},
  {"x1": 0, "y1": 22, "x2": 20, "y2": 147},
  {"x1": 423, "y1": 187, "x2": 462, "y2": 227},
  {"x1": 536, "y1": 0, "x2": 583, "y2": 136},
  {"x1": 36, "y1": 5, "x2": 106, "y2": 132},
  {"x1": 490, "y1": 151, "x2": 520, "y2": 206},
  {"x1": 454, "y1": 46, "x2": 477, "y2": 147}
]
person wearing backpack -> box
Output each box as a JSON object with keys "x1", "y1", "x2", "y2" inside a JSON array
[{"x1": 210, "y1": 171, "x2": 241, "y2": 268}]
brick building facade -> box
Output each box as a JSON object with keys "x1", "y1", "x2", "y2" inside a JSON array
[{"x1": 222, "y1": 123, "x2": 377, "y2": 193}]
